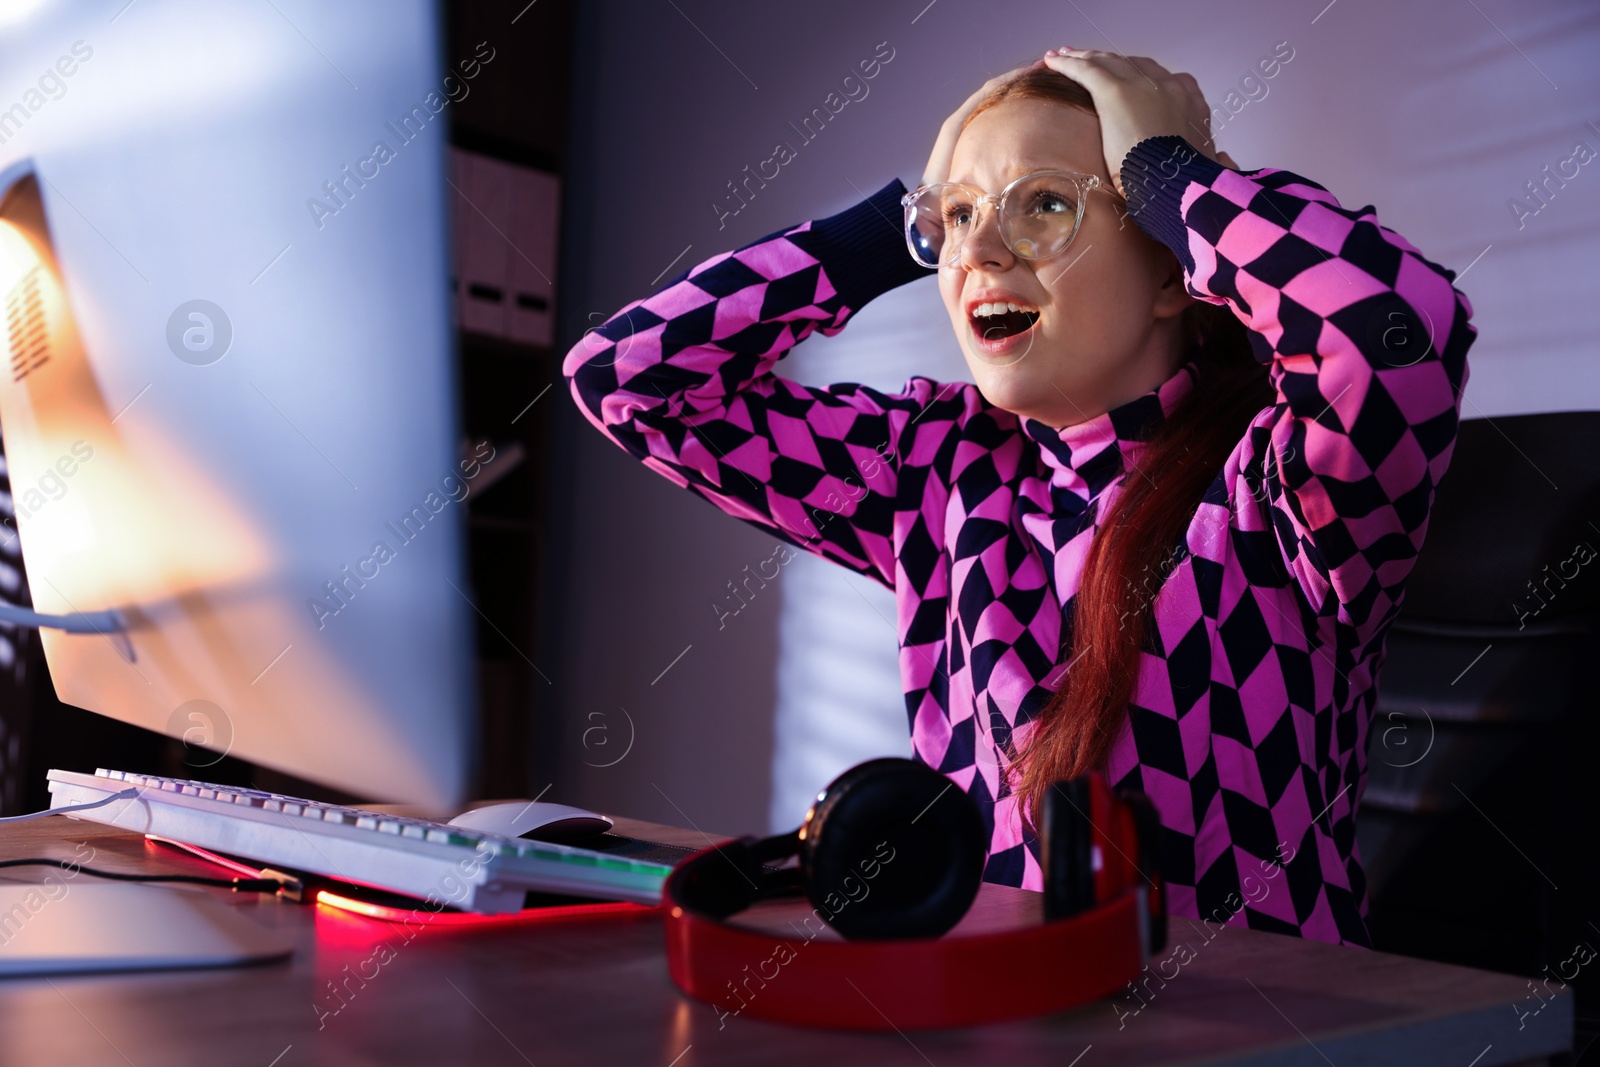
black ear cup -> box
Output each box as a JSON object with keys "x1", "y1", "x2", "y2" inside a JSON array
[
  {"x1": 1115, "y1": 789, "x2": 1168, "y2": 954},
  {"x1": 799, "y1": 758, "x2": 986, "y2": 940},
  {"x1": 1040, "y1": 777, "x2": 1096, "y2": 922},
  {"x1": 666, "y1": 829, "x2": 801, "y2": 920},
  {"x1": 668, "y1": 840, "x2": 766, "y2": 920}
]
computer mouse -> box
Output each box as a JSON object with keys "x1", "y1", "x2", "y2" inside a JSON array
[{"x1": 447, "y1": 800, "x2": 614, "y2": 842}]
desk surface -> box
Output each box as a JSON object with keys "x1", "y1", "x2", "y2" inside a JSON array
[{"x1": 0, "y1": 812, "x2": 1572, "y2": 1067}]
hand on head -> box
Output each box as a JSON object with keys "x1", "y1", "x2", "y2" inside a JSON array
[{"x1": 1040, "y1": 48, "x2": 1239, "y2": 191}]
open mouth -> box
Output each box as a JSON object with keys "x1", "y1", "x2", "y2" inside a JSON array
[{"x1": 969, "y1": 301, "x2": 1041, "y2": 346}]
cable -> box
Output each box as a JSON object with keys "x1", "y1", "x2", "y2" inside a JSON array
[
  {"x1": 0, "y1": 787, "x2": 141, "y2": 824},
  {"x1": 0, "y1": 858, "x2": 296, "y2": 895},
  {"x1": 0, "y1": 791, "x2": 305, "y2": 898},
  {"x1": 0, "y1": 602, "x2": 126, "y2": 634}
]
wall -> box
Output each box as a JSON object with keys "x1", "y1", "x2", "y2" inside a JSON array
[{"x1": 549, "y1": 0, "x2": 1600, "y2": 834}]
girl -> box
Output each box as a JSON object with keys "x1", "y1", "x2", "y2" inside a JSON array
[{"x1": 562, "y1": 49, "x2": 1476, "y2": 947}]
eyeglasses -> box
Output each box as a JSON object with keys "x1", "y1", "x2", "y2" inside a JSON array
[{"x1": 901, "y1": 170, "x2": 1117, "y2": 269}]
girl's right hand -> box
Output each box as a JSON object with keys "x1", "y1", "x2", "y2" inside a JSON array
[{"x1": 919, "y1": 60, "x2": 1048, "y2": 190}]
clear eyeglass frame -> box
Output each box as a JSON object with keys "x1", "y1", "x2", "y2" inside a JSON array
[{"x1": 900, "y1": 170, "x2": 1120, "y2": 270}]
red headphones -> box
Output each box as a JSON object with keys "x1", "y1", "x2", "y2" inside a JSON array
[{"x1": 662, "y1": 758, "x2": 1166, "y2": 1030}]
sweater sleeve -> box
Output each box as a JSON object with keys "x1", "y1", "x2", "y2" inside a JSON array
[
  {"x1": 561, "y1": 179, "x2": 959, "y2": 591},
  {"x1": 1120, "y1": 136, "x2": 1476, "y2": 638}
]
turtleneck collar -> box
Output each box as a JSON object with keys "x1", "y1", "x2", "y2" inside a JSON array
[{"x1": 1021, "y1": 357, "x2": 1201, "y2": 500}]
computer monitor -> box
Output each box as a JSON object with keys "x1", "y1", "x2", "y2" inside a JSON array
[{"x1": 0, "y1": 1, "x2": 475, "y2": 807}]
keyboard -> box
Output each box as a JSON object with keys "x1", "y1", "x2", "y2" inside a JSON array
[{"x1": 46, "y1": 768, "x2": 676, "y2": 914}]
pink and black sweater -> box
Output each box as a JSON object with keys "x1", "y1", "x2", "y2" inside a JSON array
[{"x1": 562, "y1": 135, "x2": 1476, "y2": 946}]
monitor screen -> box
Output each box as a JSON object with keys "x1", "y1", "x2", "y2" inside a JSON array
[{"x1": 0, "y1": 0, "x2": 474, "y2": 807}]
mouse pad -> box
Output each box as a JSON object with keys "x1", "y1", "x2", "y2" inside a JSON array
[
  {"x1": 0, "y1": 882, "x2": 295, "y2": 976},
  {"x1": 584, "y1": 832, "x2": 789, "y2": 874},
  {"x1": 517, "y1": 833, "x2": 794, "y2": 910}
]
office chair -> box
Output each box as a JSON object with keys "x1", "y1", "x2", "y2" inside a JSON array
[{"x1": 1358, "y1": 409, "x2": 1600, "y2": 1062}]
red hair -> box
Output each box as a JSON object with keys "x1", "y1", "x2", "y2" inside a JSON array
[{"x1": 962, "y1": 69, "x2": 1275, "y2": 831}]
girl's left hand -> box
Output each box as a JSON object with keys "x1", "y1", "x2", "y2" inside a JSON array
[{"x1": 1041, "y1": 48, "x2": 1239, "y2": 194}]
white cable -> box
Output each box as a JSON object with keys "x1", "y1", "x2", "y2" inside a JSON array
[
  {"x1": 0, "y1": 787, "x2": 140, "y2": 824},
  {"x1": 0, "y1": 603, "x2": 126, "y2": 634}
]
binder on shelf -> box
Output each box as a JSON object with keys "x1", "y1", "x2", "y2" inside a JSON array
[{"x1": 450, "y1": 147, "x2": 559, "y2": 349}]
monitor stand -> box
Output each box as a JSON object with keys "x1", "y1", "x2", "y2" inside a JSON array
[{"x1": 0, "y1": 881, "x2": 294, "y2": 976}]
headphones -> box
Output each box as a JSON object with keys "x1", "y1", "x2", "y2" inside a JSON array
[{"x1": 662, "y1": 758, "x2": 1166, "y2": 1030}]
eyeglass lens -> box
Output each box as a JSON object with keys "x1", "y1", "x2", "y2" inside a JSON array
[{"x1": 907, "y1": 174, "x2": 1086, "y2": 268}]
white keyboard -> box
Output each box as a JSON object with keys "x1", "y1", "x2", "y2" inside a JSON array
[{"x1": 46, "y1": 768, "x2": 675, "y2": 914}]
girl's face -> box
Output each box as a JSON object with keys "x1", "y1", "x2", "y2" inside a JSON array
[{"x1": 938, "y1": 97, "x2": 1194, "y2": 428}]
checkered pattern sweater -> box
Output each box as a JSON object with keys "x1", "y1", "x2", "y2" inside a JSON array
[{"x1": 562, "y1": 135, "x2": 1476, "y2": 946}]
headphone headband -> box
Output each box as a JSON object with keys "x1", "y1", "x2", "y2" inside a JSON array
[{"x1": 664, "y1": 871, "x2": 1147, "y2": 1030}]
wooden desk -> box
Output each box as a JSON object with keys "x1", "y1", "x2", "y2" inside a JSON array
[{"x1": 0, "y1": 813, "x2": 1573, "y2": 1066}]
